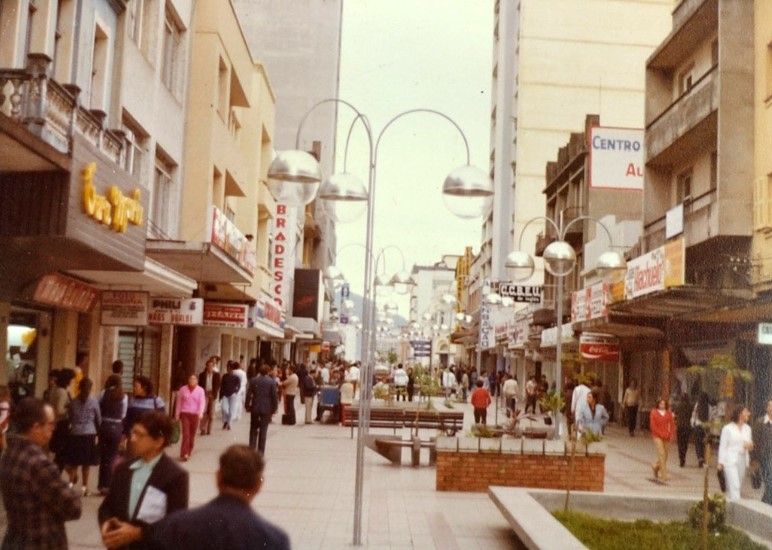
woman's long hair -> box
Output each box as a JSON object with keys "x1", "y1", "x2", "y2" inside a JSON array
[
  {"x1": 78, "y1": 377, "x2": 93, "y2": 403},
  {"x1": 103, "y1": 374, "x2": 124, "y2": 402}
]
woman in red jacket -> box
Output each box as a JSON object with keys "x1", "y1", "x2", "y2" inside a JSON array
[{"x1": 649, "y1": 397, "x2": 676, "y2": 481}]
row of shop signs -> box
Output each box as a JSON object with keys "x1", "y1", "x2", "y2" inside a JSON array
[{"x1": 30, "y1": 275, "x2": 283, "y2": 331}]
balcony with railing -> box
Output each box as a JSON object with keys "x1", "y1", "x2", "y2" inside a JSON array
[{"x1": 0, "y1": 55, "x2": 125, "y2": 165}]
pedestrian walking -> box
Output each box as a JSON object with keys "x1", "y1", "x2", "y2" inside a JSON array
[
  {"x1": 280, "y1": 364, "x2": 298, "y2": 425},
  {"x1": 245, "y1": 364, "x2": 279, "y2": 454},
  {"x1": 152, "y1": 445, "x2": 289, "y2": 550},
  {"x1": 470, "y1": 379, "x2": 492, "y2": 425},
  {"x1": 64, "y1": 377, "x2": 101, "y2": 496},
  {"x1": 98, "y1": 374, "x2": 128, "y2": 495},
  {"x1": 752, "y1": 399, "x2": 772, "y2": 505},
  {"x1": 576, "y1": 390, "x2": 609, "y2": 437},
  {"x1": 219, "y1": 361, "x2": 241, "y2": 430},
  {"x1": 174, "y1": 375, "x2": 206, "y2": 461},
  {"x1": 622, "y1": 379, "x2": 641, "y2": 436},
  {"x1": 674, "y1": 392, "x2": 693, "y2": 467},
  {"x1": 0, "y1": 398, "x2": 82, "y2": 549},
  {"x1": 98, "y1": 410, "x2": 189, "y2": 549},
  {"x1": 691, "y1": 391, "x2": 711, "y2": 467},
  {"x1": 231, "y1": 360, "x2": 248, "y2": 423},
  {"x1": 649, "y1": 397, "x2": 676, "y2": 481},
  {"x1": 197, "y1": 358, "x2": 221, "y2": 436},
  {"x1": 124, "y1": 376, "x2": 165, "y2": 442},
  {"x1": 718, "y1": 405, "x2": 754, "y2": 501},
  {"x1": 302, "y1": 366, "x2": 317, "y2": 424}
]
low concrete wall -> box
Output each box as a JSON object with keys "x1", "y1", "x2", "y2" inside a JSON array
[{"x1": 489, "y1": 487, "x2": 772, "y2": 550}]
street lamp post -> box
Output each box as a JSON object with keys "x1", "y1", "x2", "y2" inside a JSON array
[
  {"x1": 505, "y1": 211, "x2": 626, "y2": 439},
  {"x1": 268, "y1": 98, "x2": 492, "y2": 546}
]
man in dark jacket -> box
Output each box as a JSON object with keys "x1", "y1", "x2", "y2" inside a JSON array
[
  {"x1": 152, "y1": 445, "x2": 289, "y2": 550},
  {"x1": 98, "y1": 410, "x2": 189, "y2": 549},
  {"x1": 245, "y1": 365, "x2": 279, "y2": 455},
  {"x1": 198, "y1": 359, "x2": 221, "y2": 435}
]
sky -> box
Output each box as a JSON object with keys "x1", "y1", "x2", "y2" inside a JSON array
[{"x1": 333, "y1": 0, "x2": 494, "y2": 321}]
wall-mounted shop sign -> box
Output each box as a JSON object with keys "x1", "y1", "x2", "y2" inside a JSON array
[
  {"x1": 203, "y1": 302, "x2": 249, "y2": 328},
  {"x1": 498, "y1": 283, "x2": 542, "y2": 303},
  {"x1": 101, "y1": 291, "x2": 149, "y2": 326},
  {"x1": 579, "y1": 333, "x2": 620, "y2": 362},
  {"x1": 254, "y1": 293, "x2": 284, "y2": 332},
  {"x1": 625, "y1": 237, "x2": 684, "y2": 299},
  {"x1": 207, "y1": 205, "x2": 255, "y2": 274},
  {"x1": 571, "y1": 282, "x2": 610, "y2": 322},
  {"x1": 758, "y1": 323, "x2": 772, "y2": 345},
  {"x1": 82, "y1": 162, "x2": 144, "y2": 233},
  {"x1": 589, "y1": 126, "x2": 644, "y2": 190},
  {"x1": 70, "y1": 134, "x2": 148, "y2": 271},
  {"x1": 148, "y1": 297, "x2": 203, "y2": 325},
  {"x1": 32, "y1": 274, "x2": 100, "y2": 313}
]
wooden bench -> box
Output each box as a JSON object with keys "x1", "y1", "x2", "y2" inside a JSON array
[
  {"x1": 374, "y1": 436, "x2": 437, "y2": 467},
  {"x1": 344, "y1": 407, "x2": 404, "y2": 438},
  {"x1": 404, "y1": 410, "x2": 465, "y2": 436}
]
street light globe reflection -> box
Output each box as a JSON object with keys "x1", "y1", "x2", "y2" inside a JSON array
[
  {"x1": 505, "y1": 250, "x2": 536, "y2": 281},
  {"x1": 543, "y1": 240, "x2": 577, "y2": 277},
  {"x1": 318, "y1": 172, "x2": 368, "y2": 223}
]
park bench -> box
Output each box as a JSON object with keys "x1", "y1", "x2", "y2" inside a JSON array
[
  {"x1": 404, "y1": 410, "x2": 465, "y2": 436},
  {"x1": 344, "y1": 407, "x2": 404, "y2": 438},
  {"x1": 373, "y1": 436, "x2": 437, "y2": 467}
]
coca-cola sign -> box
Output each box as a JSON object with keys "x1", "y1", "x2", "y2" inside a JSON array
[{"x1": 579, "y1": 342, "x2": 620, "y2": 362}]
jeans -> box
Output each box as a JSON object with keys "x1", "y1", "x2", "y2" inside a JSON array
[
  {"x1": 221, "y1": 394, "x2": 239, "y2": 427},
  {"x1": 97, "y1": 420, "x2": 123, "y2": 491},
  {"x1": 249, "y1": 411, "x2": 271, "y2": 454}
]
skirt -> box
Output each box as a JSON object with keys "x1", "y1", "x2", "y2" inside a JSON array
[{"x1": 64, "y1": 434, "x2": 99, "y2": 466}]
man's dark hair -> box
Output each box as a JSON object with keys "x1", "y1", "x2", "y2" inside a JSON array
[
  {"x1": 135, "y1": 410, "x2": 173, "y2": 447},
  {"x1": 219, "y1": 445, "x2": 264, "y2": 491},
  {"x1": 259, "y1": 364, "x2": 270, "y2": 376},
  {"x1": 111, "y1": 360, "x2": 124, "y2": 374},
  {"x1": 12, "y1": 397, "x2": 48, "y2": 433},
  {"x1": 134, "y1": 375, "x2": 154, "y2": 396}
]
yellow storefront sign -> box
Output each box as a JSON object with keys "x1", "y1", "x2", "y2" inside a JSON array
[{"x1": 81, "y1": 162, "x2": 144, "y2": 233}]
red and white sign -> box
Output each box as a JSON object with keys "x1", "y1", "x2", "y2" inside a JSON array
[
  {"x1": 579, "y1": 333, "x2": 620, "y2": 362},
  {"x1": 203, "y1": 303, "x2": 249, "y2": 328},
  {"x1": 270, "y1": 204, "x2": 297, "y2": 310},
  {"x1": 33, "y1": 274, "x2": 100, "y2": 313},
  {"x1": 571, "y1": 282, "x2": 610, "y2": 322},
  {"x1": 101, "y1": 291, "x2": 149, "y2": 326},
  {"x1": 207, "y1": 205, "x2": 254, "y2": 274}
]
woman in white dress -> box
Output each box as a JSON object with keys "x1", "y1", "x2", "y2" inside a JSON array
[
  {"x1": 718, "y1": 405, "x2": 754, "y2": 500},
  {"x1": 231, "y1": 361, "x2": 248, "y2": 423}
]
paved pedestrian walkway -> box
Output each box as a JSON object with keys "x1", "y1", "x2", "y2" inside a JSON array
[{"x1": 0, "y1": 397, "x2": 764, "y2": 549}]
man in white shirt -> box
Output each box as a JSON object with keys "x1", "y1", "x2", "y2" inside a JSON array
[
  {"x1": 441, "y1": 368, "x2": 456, "y2": 405},
  {"x1": 502, "y1": 374, "x2": 519, "y2": 414},
  {"x1": 347, "y1": 363, "x2": 361, "y2": 398},
  {"x1": 320, "y1": 362, "x2": 330, "y2": 385},
  {"x1": 571, "y1": 379, "x2": 592, "y2": 429},
  {"x1": 393, "y1": 363, "x2": 408, "y2": 401}
]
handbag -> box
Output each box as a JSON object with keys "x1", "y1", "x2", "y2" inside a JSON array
[
  {"x1": 717, "y1": 469, "x2": 727, "y2": 493},
  {"x1": 170, "y1": 419, "x2": 181, "y2": 444}
]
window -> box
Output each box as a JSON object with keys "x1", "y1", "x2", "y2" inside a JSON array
[
  {"x1": 24, "y1": 0, "x2": 38, "y2": 61},
  {"x1": 128, "y1": 0, "x2": 155, "y2": 59},
  {"x1": 217, "y1": 57, "x2": 228, "y2": 117},
  {"x1": 151, "y1": 150, "x2": 176, "y2": 238},
  {"x1": 160, "y1": 5, "x2": 182, "y2": 95},
  {"x1": 122, "y1": 116, "x2": 148, "y2": 180},
  {"x1": 676, "y1": 169, "x2": 692, "y2": 205},
  {"x1": 678, "y1": 64, "x2": 694, "y2": 96},
  {"x1": 89, "y1": 23, "x2": 109, "y2": 110}
]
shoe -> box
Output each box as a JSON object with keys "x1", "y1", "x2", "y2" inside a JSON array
[
  {"x1": 222, "y1": 422, "x2": 227, "y2": 429},
  {"x1": 82, "y1": 487, "x2": 91, "y2": 497},
  {"x1": 679, "y1": 462, "x2": 685, "y2": 468},
  {"x1": 651, "y1": 465, "x2": 659, "y2": 479}
]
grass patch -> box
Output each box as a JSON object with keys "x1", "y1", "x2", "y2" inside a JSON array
[{"x1": 553, "y1": 510, "x2": 766, "y2": 550}]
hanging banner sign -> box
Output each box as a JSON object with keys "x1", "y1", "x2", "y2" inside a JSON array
[
  {"x1": 148, "y1": 298, "x2": 203, "y2": 325},
  {"x1": 101, "y1": 291, "x2": 148, "y2": 326},
  {"x1": 203, "y1": 303, "x2": 249, "y2": 328}
]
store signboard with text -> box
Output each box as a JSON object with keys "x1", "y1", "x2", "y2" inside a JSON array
[
  {"x1": 101, "y1": 291, "x2": 148, "y2": 326},
  {"x1": 203, "y1": 303, "x2": 249, "y2": 328},
  {"x1": 148, "y1": 298, "x2": 203, "y2": 325}
]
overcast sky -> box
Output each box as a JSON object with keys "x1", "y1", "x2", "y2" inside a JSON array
[{"x1": 333, "y1": 0, "x2": 494, "y2": 319}]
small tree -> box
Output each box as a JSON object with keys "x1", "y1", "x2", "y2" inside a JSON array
[{"x1": 687, "y1": 352, "x2": 752, "y2": 550}]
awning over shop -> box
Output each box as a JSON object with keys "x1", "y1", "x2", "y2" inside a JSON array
[
  {"x1": 145, "y1": 241, "x2": 252, "y2": 284},
  {"x1": 69, "y1": 257, "x2": 197, "y2": 296}
]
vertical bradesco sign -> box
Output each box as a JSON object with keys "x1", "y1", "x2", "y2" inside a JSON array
[
  {"x1": 589, "y1": 127, "x2": 644, "y2": 190},
  {"x1": 270, "y1": 204, "x2": 297, "y2": 310}
]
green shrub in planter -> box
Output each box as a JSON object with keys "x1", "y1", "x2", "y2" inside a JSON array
[{"x1": 688, "y1": 493, "x2": 726, "y2": 533}]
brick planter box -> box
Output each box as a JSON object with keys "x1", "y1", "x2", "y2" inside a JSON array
[{"x1": 436, "y1": 436, "x2": 605, "y2": 493}]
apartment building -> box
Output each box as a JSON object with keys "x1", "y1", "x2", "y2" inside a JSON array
[
  {"x1": 0, "y1": 0, "x2": 197, "y2": 401},
  {"x1": 474, "y1": 0, "x2": 674, "y2": 378},
  {"x1": 145, "y1": 0, "x2": 280, "y2": 374}
]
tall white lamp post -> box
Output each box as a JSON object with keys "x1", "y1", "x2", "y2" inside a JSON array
[
  {"x1": 268, "y1": 98, "x2": 493, "y2": 545},
  {"x1": 505, "y1": 212, "x2": 626, "y2": 438}
]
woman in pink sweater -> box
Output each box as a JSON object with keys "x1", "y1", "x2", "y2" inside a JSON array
[
  {"x1": 175, "y1": 375, "x2": 206, "y2": 461},
  {"x1": 649, "y1": 397, "x2": 676, "y2": 481}
]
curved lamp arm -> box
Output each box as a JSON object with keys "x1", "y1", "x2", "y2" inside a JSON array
[
  {"x1": 516, "y1": 216, "x2": 561, "y2": 250},
  {"x1": 561, "y1": 214, "x2": 616, "y2": 248}
]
